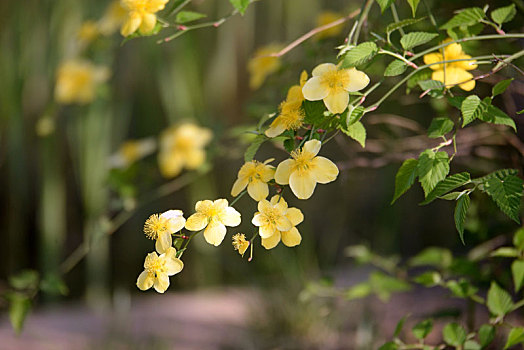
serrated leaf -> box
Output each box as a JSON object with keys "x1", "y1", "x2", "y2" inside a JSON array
[
  {"x1": 384, "y1": 60, "x2": 407, "y2": 76},
  {"x1": 455, "y1": 194, "x2": 470, "y2": 244},
  {"x1": 417, "y1": 150, "x2": 450, "y2": 196},
  {"x1": 400, "y1": 32, "x2": 438, "y2": 50},
  {"x1": 439, "y1": 191, "x2": 463, "y2": 200},
  {"x1": 511, "y1": 260, "x2": 524, "y2": 292},
  {"x1": 472, "y1": 169, "x2": 519, "y2": 185},
  {"x1": 480, "y1": 105, "x2": 516, "y2": 131},
  {"x1": 446, "y1": 279, "x2": 478, "y2": 298},
  {"x1": 407, "y1": 0, "x2": 420, "y2": 17},
  {"x1": 447, "y1": 23, "x2": 484, "y2": 40},
  {"x1": 7, "y1": 293, "x2": 31, "y2": 335},
  {"x1": 427, "y1": 117, "x2": 454, "y2": 138},
  {"x1": 461, "y1": 95, "x2": 484, "y2": 127},
  {"x1": 394, "y1": 315, "x2": 409, "y2": 337},
  {"x1": 492, "y1": 78, "x2": 513, "y2": 97},
  {"x1": 440, "y1": 7, "x2": 486, "y2": 30},
  {"x1": 386, "y1": 17, "x2": 424, "y2": 39},
  {"x1": 175, "y1": 11, "x2": 206, "y2": 23},
  {"x1": 421, "y1": 172, "x2": 471, "y2": 205},
  {"x1": 346, "y1": 105, "x2": 365, "y2": 126},
  {"x1": 491, "y1": 4, "x2": 516, "y2": 25},
  {"x1": 412, "y1": 319, "x2": 433, "y2": 339},
  {"x1": 341, "y1": 42, "x2": 378, "y2": 68},
  {"x1": 303, "y1": 100, "x2": 326, "y2": 125},
  {"x1": 478, "y1": 324, "x2": 495, "y2": 347},
  {"x1": 487, "y1": 282, "x2": 514, "y2": 317},
  {"x1": 392, "y1": 158, "x2": 418, "y2": 203},
  {"x1": 377, "y1": 0, "x2": 395, "y2": 13},
  {"x1": 244, "y1": 135, "x2": 266, "y2": 162},
  {"x1": 484, "y1": 174, "x2": 523, "y2": 223},
  {"x1": 229, "y1": 0, "x2": 250, "y2": 15},
  {"x1": 344, "y1": 121, "x2": 366, "y2": 147},
  {"x1": 504, "y1": 327, "x2": 524, "y2": 349},
  {"x1": 418, "y1": 79, "x2": 444, "y2": 91},
  {"x1": 407, "y1": 69, "x2": 432, "y2": 92},
  {"x1": 443, "y1": 323, "x2": 467, "y2": 346}
]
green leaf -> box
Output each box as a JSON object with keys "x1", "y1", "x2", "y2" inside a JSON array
[
  {"x1": 345, "y1": 245, "x2": 373, "y2": 263},
  {"x1": 472, "y1": 169, "x2": 519, "y2": 185},
  {"x1": 379, "y1": 342, "x2": 398, "y2": 350},
  {"x1": 394, "y1": 315, "x2": 409, "y2": 337},
  {"x1": 376, "y1": 0, "x2": 395, "y2": 13},
  {"x1": 454, "y1": 193, "x2": 470, "y2": 244},
  {"x1": 413, "y1": 271, "x2": 441, "y2": 286},
  {"x1": 409, "y1": 247, "x2": 453, "y2": 268},
  {"x1": 9, "y1": 270, "x2": 39, "y2": 290},
  {"x1": 511, "y1": 260, "x2": 524, "y2": 292},
  {"x1": 417, "y1": 150, "x2": 450, "y2": 196},
  {"x1": 412, "y1": 319, "x2": 433, "y2": 339},
  {"x1": 439, "y1": 191, "x2": 463, "y2": 200},
  {"x1": 400, "y1": 32, "x2": 438, "y2": 50},
  {"x1": 39, "y1": 273, "x2": 69, "y2": 296},
  {"x1": 407, "y1": 69, "x2": 432, "y2": 91},
  {"x1": 461, "y1": 95, "x2": 484, "y2": 127},
  {"x1": 446, "y1": 279, "x2": 478, "y2": 298},
  {"x1": 478, "y1": 324, "x2": 495, "y2": 347},
  {"x1": 244, "y1": 135, "x2": 266, "y2": 162},
  {"x1": 418, "y1": 79, "x2": 444, "y2": 91},
  {"x1": 384, "y1": 60, "x2": 407, "y2": 77},
  {"x1": 345, "y1": 282, "x2": 372, "y2": 300},
  {"x1": 7, "y1": 293, "x2": 31, "y2": 335},
  {"x1": 447, "y1": 23, "x2": 484, "y2": 40},
  {"x1": 303, "y1": 100, "x2": 326, "y2": 125},
  {"x1": 421, "y1": 172, "x2": 471, "y2": 205},
  {"x1": 175, "y1": 11, "x2": 206, "y2": 23},
  {"x1": 484, "y1": 174, "x2": 523, "y2": 223},
  {"x1": 487, "y1": 282, "x2": 514, "y2": 317},
  {"x1": 341, "y1": 42, "x2": 378, "y2": 68},
  {"x1": 480, "y1": 105, "x2": 516, "y2": 131},
  {"x1": 370, "y1": 271, "x2": 411, "y2": 302},
  {"x1": 514, "y1": 227, "x2": 524, "y2": 250},
  {"x1": 492, "y1": 78, "x2": 513, "y2": 97},
  {"x1": 440, "y1": 7, "x2": 486, "y2": 30},
  {"x1": 427, "y1": 117, "x2": 454, "y2": 139},
  {"x1": 464, "y1": 340, "x2": 482, "y2": 350},
  {"x1": 406, "y1": 0, "x2": 420, "y2": 17},
  {"x1": 346, "y1": 105, "x2": 365, "y2": 126},
  {"x1": 229, "y1": 0, "x2": 250, "y2": 15},
  {"x1": 504, "y1": 327, "x2": 524, "y2": 349},
  {"x1": 344, "y1": 121, "x2": 366, "y2": 147},
  {"x1": 386, "y1": 17, "x2": 424, "y2": 40},
  {"x1": 392, "y1": 158, "x2": 419, "y2": 203},
  {"x1": 443, "y1": 322, "x2": 467, "y2": 346},
  {"x1": 491, "y1": 4, "x2": 517, "y2": 25},
  {"x1": 490, "y1": 247, "x2": 519, "y2": 258}
]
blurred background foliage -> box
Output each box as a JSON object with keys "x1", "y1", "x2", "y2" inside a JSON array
[{"x1": 0, "y1": 0, "x2": 523, "y2": 348}]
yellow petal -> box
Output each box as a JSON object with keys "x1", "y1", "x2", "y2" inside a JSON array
[
  {"x1": 203, "y1": 220, "x2": 227, "y2": 246},
  {"x1": 153, "y1": 273, "x2": 170, "y2": 293},
  {"x1": 276, "y1": 216, "x2": 293, "y2": 232},
  {"x1": 441, "y1": 67, "x2": 475, "y2": 91},
  {"x1": 344, "y1": 68, "x2": 370, "y2": 92},
  {"x1": 195, "y1": 199, "x2": 213, "y2": 212},
  {"x1": 423, "y1": 53, "x2": 443, "y2": 70},
  {"x1": 286, "y1": 85, "x2": 303, "y2": 102},
  {"x1": 247, "y1": 179, "x2": 269, "y2": 201},
  {"x1": 323, "y1": 90, "x2": 349, "y2": 114},
  {"x1": 257, "y1": 199, "x2": 272, "y2": 213},
  {"x1": 311, "y1": 156, "x2": 339, "y2": 183},
  {"x1": 136, "y1": 271, "x2": 154, "y2": 290},
  {"x1": 158, "y1": 153, "x2": 183, "y2": 178},
  {"x1": 444, "y1": 42, "x2": 463, "y2": 59},
  {"x1": 165, "y1": 257, "x2": 184, "y2": 275},
  {"x1": 121, "y1": 12, "x2": 141, "y2": 37},
  {"x1": 269, "y1": 194, "x2": 284, "y2": 205},
  {"x1": 454, "y1": 54, "x2": 478, "y2": 71},
  {"x1": 459, "y1": 77, "x2": 475, "y2": 91},
  {"x1": 265, "y1": 122, "x2": 287, "y2": 138},
  {"x1": 299, "y1": 70, "x2": 308, "y2": 87},
  {"x1": 303, "y1": 139, "x2": 321, "y2": 156},
  {"x1": 185, "y1": 213, "x2": 208, "y2": 231},
  {"x1": 285, "y1": 207, "x2": 304, "y2": 226},
  {"x1": 155, "y1": 232, "x2": 172, "y2": 254},
  {"x1": 259, "y1": 223, "x2": 277, "y2": 239},
  {"x1": 231, "y1": 177, "x2": 249, "y2": 197},
  {"x1": 139, "y1": 13, "x2": 156, "y2": 34},
  {"x1": 312, "y1": 63, "x2": 337, "y2": 77},
  {"x1": 261, "y1": 231, "x2": 281, "y2": 249},
  {"x1": 219, "y1": 207, "x2": 241, "y2": 227},
  {"x1": 275, "y1": 159, "x2": 294, "y2": 185},
  {"x1": 161, "y1": 210, "x2": 186, "y2": 233},
  {"x1": 213, "y1": 198, "x2": 229, "y2": 211},
  {"x1": 252, "y1": 213, "x2": 265, "y2": 227},
  {"x1": 302, "y1": 77, "x2": 329, "y2": 101},
  {"x1": 289, "y1": 170, "x2": 316, "y2": 200},
  {"x1": 260, "y1": 165, "x2": 275, "y2": 182},
  {"x1": 281, "y1": 227, "x2": 302, "y2": 247}
]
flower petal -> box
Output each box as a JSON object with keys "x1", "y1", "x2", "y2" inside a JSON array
[
  {"x1": 323, "y1": 90, "x2": 349, "y2": 114},
  {"x1": 153, "y1": 273, "x2": 170, "y2": 293},
  {"x1": 247, "y1": 179, "x2": 269, "y2": 201},
  {"x1": 136, "y1": 271, "x2": 154, "y2": 291},
  {"x1": 289, "y1": 170, "x2": 317, "y2": 200},
  {"x1": 423, "y1": 53, "x2": 443, "y2": 70},
  {"x1": 281, "y1": 227, "x2": 302, "y2": 247},
  {"x1": 184, "y1": 149, "x2": 206, "y2": 169},
  {"x1": 454, "y1": 54, "x2": 478, "y2": 71},
  {"x1": 213, "y1": 198, "x2": 229, "y2": 211},
  {"x1": 252, "y1": 213, "x2": 264, "y2": 226},
  {"x1": 302, "y1": 77, "x2": 329, "y2": 101},
  {"x1": 165, "y1": 257, "x2": 184, "y2": 275},
  {"x1": 139, "y1": 13, "x2": 156, "y2": 34},
  {"x1": 219, "y1": 206, "x2": 241, "y2": 227},
  {"x1": 121, "y1": 12, "x2": 141, "y2": 37},
  {"x1": 275, "y1": 159, "x2": 294, "y2": 185},
  {"x1": 259, "y1": 224, "x2": 277, "y2": 239},
  {"x1": 311, "y1": 156, "x2": 339, "y2": 184},
  {"x1": 312, "y1": 63, "x2": 337, "y2": 77},
  {"x1": 260, "y1": 165, "x2": 275, "y2": 182},
  {"x1": 155, "y1": 232, "x2": 172, "y2": 254},
  {"x1": 286, "y1": 207, "x2": 304, "y2": 226},
  {"x1": 195, "y1": 199, "x2": 213, "y2": 212},
  {"x1": 276, "y1": 216, "x2": 293, "y2": 232},
  {"x1": 185, "y1": 213, "x2": 208, "y2": 231},
  {"x1": 161, "y1": 210, "x2": 186, "y2": 233},
  {"x1": 231, "y1": 177, "x2": 249, "y2": 197},
  {"x1": 344, "y1": 68, "x2": 370, "y2": 92},
  {"x1": 203, "y1": 221, "x2": 227, "y2": 246},
  {"x1": 257, "y1": 199, "x2": 272, "y2": 213},
  {"x1": 303, "y1": 139, "x2": 321, "y2": 156},
  {"x1": 261, "y1": 231, "x2": 281, "y2": 249},
  {"x1": 265, "y1": 121, "x2": 287, "y2": 138}
]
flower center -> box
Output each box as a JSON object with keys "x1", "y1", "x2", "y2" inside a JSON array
[
  {"x1": 290, "y1": 149, "x2": 314, "y2": 174},
  {"x1": 144, "y1": 254, "x2": 166, "y2": 276},
  {"x1": 279, "y1": 103, "x2": 304, "y2": 130},
  {"x1": 144, "y1": 214, "x2": 168, "y2": 240},
  {"x1": 321, "y1": 69, "x2": 349, "y2": 92}
]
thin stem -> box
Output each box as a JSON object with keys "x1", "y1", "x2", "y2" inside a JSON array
[
  {"x1": 390, "y1": 3, "x2": 404, "y2": 36},
  {"x1": 167, "y1": 0, "x2": 191, "y2": 18},
  {"x1": 230, "y1": 189, "x2": 247, "y2": 206},
  {"x1": 379, "y1": 49, "x2": 418, "y2": 69},
  {"x1": 352, "y1": 0, "x2": 374, "y2": 45}
]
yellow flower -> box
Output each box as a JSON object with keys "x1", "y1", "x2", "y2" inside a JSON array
[
  {"x1": 109, "y1": 137, "x2": 156, "y2": 168},
  {"x1": 423, "y1": 39, "x2": 477, "y2": 91},
  {"x1": 99, "y1": 1, "x2": 127, "y2": 35},
  {"x1": 55, "y1": 60, "x2": 110, "y2": 105},
  {"x1": 144, "y1": 210, "x2": 186, "y2": 253},
  {"x1": 231, "y1": 159, "x2": 275, "y2": 201},
  {"x1": 120, "y1": 0, "x2": 169, "y2": 37},
  {"x1": 265, "y1": 71, "x2": 308, "y2": 138},
  {"x1": 252, "y1": 195, "x2": 304, "y2": 249},
  {"x1": 232, "y1": 233, "x2": 250, "y2": 256},
  {"x1": 275, "y1": 139, "x2": 339, "y2": 199},
  {"x1": 315, "y1": 11, "x2": 345, "y2": 40},
  {"x1": 136, "y1": 247, "x2": 183, "y2": 293},
  {"x1": 185, "y1": 199, "x2": 241, "y2": 246},
  {"x1": 302, "y1": 63, "x2": 370, "y2": 114},
  {"x1": 158, "y1": 123, "x2": 212, "y2": 178},
  {"x1": 248, "y1": 44, "x2": 282, "y2": 90},
  {"x1": 78, "y1": 21, "x2": 100, "y2": 45}
]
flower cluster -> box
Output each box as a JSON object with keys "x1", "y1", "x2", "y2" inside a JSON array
[
  {"x1": 120, "y1": 0, "x2": 170, "y2": 37},
  {"x1": 55, "y1": 60, "x2": 110, "y2": 105}
]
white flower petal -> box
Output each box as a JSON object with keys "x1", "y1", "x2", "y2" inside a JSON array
[
  {"x1": 303, "y1": 139, "x2": 321, "y2": 156},
  {"x1": 312, "y1": 63, "x2": 337, "y2": 77},
  {"x1": 323, "y1": 90, "x2": 349, "y2": 114},
  {"x1": 136, "y1": 271, "x2": 154, "y2": 291},
  {"x1": 261, "y1": 231, "x2": 281, "y2": 249},
  {"x1": 275, "y1": 159, "x2": 294, "y2": 185},
  {"x1": 247, "y1": 179, "x2": 269, "y2": 201},
  {"x1": 203, "y1": 221, "x2": 227, "y2": 246},
  {"x1": 281, "y1": 227, "x2": 302, "y2": 247},
  {"x1": 289, "y1": 170, "x2": 317, "y2": 200},
  {"x1": 311, "y1": 156, "x2": 339, "y2": 184},
  {"x1": 344, "y1": 68, "x2": 370, "y2": 92},
  {"x1": 302, "y1": 77, "x2": 329, "y2": 101}
]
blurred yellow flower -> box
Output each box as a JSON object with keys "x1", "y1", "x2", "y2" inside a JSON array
[
  {"x1": 302, "y1": 63, "x2": 369, "y2": 114},
  {"x1": 185, "y1": 199, "x2": 241, "y2": 246},
  {"x1": 120, "y1": 0, "x2": 169, "y2": 37},
  {"x1": 423, "y1": 39, "x2": 477, "y2": 91},
  {"x1": 275, "y1": 139, "x2": 338, "y2": 199},
  {"x1": 252, "y1": 195, "x2": 303, "y2": 249},
  {"x1": 265, "y1": 71, "x2": 308, "y2": 138},
  {"x1": 99, "y1": 1, "x2": 127, "y2": 35},
  {"x1": 158, "y1": 123, "x2": 212, "y2": 178},
  {"x1": 109, "y1": 137, "x2": 156, "y2": 168},
  {"x1": 231, "y1": 159, "x2": 275, "y2": 201},
  {"x1": 315, "y1": 11, "x2": 344, "y2": 39},
  {"x1": 136, "y1": 247, "x2": 183, "y2": 293},
  {"x1": 78, "y1": 21, "x2": 100, "y2": 45},
  {"x1": 144, "y1": 210, "x2": 186, "y2": 253},
  {"x1": 232, "y1": 233, "x2": 250, "y2": 256},
  {"x1": 248, "y1": 44, "x2": 282, "y2": 90},
  {"x1": 55, "y1": 60, "x2": 110, "y2": 105}
]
